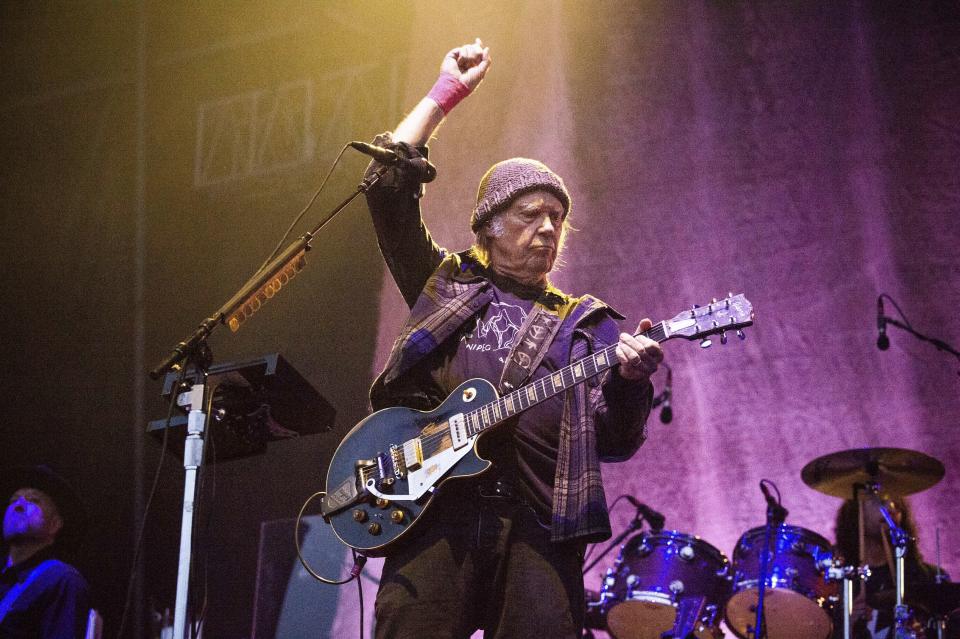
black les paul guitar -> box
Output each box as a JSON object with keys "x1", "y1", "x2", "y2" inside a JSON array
[{"x1": 321, "y1": 294, "x2": 753, "y2": 555}]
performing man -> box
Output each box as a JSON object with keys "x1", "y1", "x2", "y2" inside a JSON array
[
  {"x1": 362, "y1": 39, "x2": 663, "y2": 638},
  {"x1": 1, "y1": 465, "x2": 90, "y2": 639}
]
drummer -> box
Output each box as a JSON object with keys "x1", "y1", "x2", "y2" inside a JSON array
[{"x1": 833, "y1": 495, "x2": 947, "y2": 638}]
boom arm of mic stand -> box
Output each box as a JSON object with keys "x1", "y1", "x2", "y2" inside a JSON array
[
  {"x1": 883, "y1": 317, "x2": 960, "y2": 362},
  {"x1": 149, "y1": 166, "x2": 389, "y2": 380},
  {"x1": 582, "y1": 516, "x2": 646, "y2": 575}
]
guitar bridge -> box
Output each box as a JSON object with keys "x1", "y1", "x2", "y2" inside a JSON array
[{"x1": 390, "y1": 444, "x2": 407, "y2": 479}]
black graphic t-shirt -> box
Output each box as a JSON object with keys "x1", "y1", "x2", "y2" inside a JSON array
[{"x1": 434, "y1": 275, "x2": 568, "y2": 520}]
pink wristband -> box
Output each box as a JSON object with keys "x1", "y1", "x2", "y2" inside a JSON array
[{"x1": 427, "y1": 72, "x2": 472, "y2": 115}]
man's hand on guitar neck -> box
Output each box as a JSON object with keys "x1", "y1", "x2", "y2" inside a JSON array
[{"x1": 615, "y1": 318, "x2": 663, "y2": 382}]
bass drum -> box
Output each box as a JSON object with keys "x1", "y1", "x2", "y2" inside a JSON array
[
  {"x1": 726, "y1": 525, "x2": 839, "y2": 639},
  {"x1": 600, "y1": 530, "x2": 732, "y2": 639}
]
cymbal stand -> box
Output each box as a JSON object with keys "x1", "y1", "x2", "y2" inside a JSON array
[
  {"x1": 863, "y1": 484, "x2": 914, "y2": 639},
  {"x1": 933, "y1": 528, "x2": 946, "y2": 639},
  {"x1": 826, "y1": 562, "x2": 870, "y2": 639}
]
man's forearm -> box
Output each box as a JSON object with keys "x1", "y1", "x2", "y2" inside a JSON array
[
  {"x1": 393, "y1": 97, "x2": 446, "y2": 147},
  {"x1": 390, "y1": 39, "x2": 490, "y2": 146}
]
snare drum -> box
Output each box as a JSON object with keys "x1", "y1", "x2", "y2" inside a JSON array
[
  {"x1": 726, "y1": 525, "x2": 839, "y2": 639},
  {"x1": 600, "y1": 530, "x2": 732, "y2": 639}
]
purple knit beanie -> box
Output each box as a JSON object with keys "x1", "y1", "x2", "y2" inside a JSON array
[{"x1": 470, "y1": 158, "x2": 571, "y2": 233}]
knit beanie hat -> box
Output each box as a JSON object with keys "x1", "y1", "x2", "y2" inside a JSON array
[{"x1": 470, "y1": 158, "x2": 571, "y2": 232}]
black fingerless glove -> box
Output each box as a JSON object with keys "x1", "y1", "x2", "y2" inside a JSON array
[{"x1": 362, "y1": 132, "x2": 431, "y2": 196}]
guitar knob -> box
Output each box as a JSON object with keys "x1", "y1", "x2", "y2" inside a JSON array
[
  {"x1": 669, "y1": 579, "x2": 685, "y2": 594},
  {"x1": 375, "y1": 498, "x2": 390, "y2": 509},
  {"x1": 737, "y1": 329, "x2": 746, "y2": 340},
  {"x1": 720, "y1": 331, "x2": 728, "y2": 345},
  {"x1": 367, "y1": 523, "x2": 382, "y2": 536},
  {"x1": 352, "y1": 509, "x2": 368, "y2": 523},
  {"x1": 390, "y1": 510, "x2": 405, "y2": 524}
]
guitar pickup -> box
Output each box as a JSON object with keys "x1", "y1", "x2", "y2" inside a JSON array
[{"x1": 449, "y1": 413, "x2": 469, "y2": 449}]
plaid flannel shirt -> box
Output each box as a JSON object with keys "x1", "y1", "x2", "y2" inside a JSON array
[{"x1": 364, "y1": 150, "x2": 652, "y2": 544}]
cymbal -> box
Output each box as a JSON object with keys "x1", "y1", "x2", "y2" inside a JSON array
[{"x1": 801, "y1": 447, "x2": 945, "y2": 498}]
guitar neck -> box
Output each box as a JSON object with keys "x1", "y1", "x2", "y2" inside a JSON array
[{"x1": 461, "y1": 321, "x2": 671, "y2": 438}]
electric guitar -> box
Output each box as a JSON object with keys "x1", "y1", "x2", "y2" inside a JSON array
[{"x1": 321, "y1": 294, "x2": 754, "y2": 555}]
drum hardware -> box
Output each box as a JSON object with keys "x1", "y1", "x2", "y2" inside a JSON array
[
  {"x1": 664, "y1": 596, "x2": 707, "y2": 639},
  {"x1": 825, "y1": 561, "x2": 871, "y2": 639},
  {"x1": 911, "y1": 581, "x2": 960, "y2": 639},
  {"x1": 725, "y1": 524, "x2": 839, "y2": 639},
  {"x1": 582, "y1": 498, "x2": 660, "y2": 576},
  {"x1": 745, "y1": 480, "x2": 789, "y2": 639},
  {"x1": 600, "y1": 530, "x2": 731, "y2": 639},
  {"x1": 582, "y1": 498, "x2": 672, "y2": 638},
  {"x1": 801, "y1": 447, "x2": 948, "y2": 639}
]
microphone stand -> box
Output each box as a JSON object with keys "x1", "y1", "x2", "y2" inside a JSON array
[
  {"x1": 879, "y1": 315, "x2": 960, "y2": 374},
  {"x1": 149, "y1": 165, "x2": 389, "y2": 639},
  {"x1": 752, "y1": 490, "x2": 787, "y2": 639},
  {"x1": 582, "y1": 511, "x2": 649, "y2": 576}
]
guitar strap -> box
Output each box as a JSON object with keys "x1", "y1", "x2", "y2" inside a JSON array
[
  {"x1": 498, "y1": 302, "x2": 565, "y2": 394},
  {"x1": 0, "y1": 559, "x2": 58, "y2": 624}
]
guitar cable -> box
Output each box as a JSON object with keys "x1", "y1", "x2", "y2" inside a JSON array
[{"x1": 294, "y1": 491, "x2": 368, "y2": 585}]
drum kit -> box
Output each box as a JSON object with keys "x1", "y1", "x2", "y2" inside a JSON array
[{"x1": 587, "y1": 447, "x2": 957, "y2": 639}]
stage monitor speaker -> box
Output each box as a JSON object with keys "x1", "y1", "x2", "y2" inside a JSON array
[{"x1": 251, "y1": 515, "x2": 374, "y2": 638}]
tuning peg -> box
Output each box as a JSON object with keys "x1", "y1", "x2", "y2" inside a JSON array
[
  {"x1": 700, "y1": 338, "x2": 712, "y2": 348},
  {"x1": 737, "y1": 329, "x2": 746, "y2": 340},
  {"x1": 720, "y1": 331, "x2": 728, "y2": 345}
]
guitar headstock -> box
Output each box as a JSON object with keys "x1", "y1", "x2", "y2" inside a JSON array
[{"x1": 665, "y1": 294, "x2": 754, "y2": 346}]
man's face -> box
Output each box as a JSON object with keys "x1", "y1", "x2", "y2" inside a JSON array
[
  {"x1": 3, "y1": 487, "x2": 63, "y2": 545},
  {"x1": 860, "y1": 497, "x2": 903, "y2": 537},
  {"x1": 486, "y1": 190, "x2": 566, "y2": 285}
]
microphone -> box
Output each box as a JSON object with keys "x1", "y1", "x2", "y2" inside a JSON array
[
  {"x1": 350, "y1": 141, "x2": 437, "y2": 184},
  {"x1": 625, "y1": 496, "x2": 666, "y2": 530},
  {"x1": 759, "y1": 481, "x2": 789, "y2": 520},
  {"x1": 659, "y1": 365, "x2": 673, "y2": 424},
  {"x1": 876, "y1": 296, "x2": 889, "y2": 350}
]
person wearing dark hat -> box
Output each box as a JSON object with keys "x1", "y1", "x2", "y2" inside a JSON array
[
  {"x1": 1, "y1": 465, "x2": 90, "y2": 638},
  {"x1": 360, "y1": 40, "x2": 661, "y2": 639}
]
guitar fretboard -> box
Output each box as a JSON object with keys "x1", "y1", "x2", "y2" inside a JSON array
[{"x1": 462, "y1": 321, "x2": 669, "y2": 435}]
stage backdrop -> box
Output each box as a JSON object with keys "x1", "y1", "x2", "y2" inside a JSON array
[{"x1": 354, "y1": 2, "x2": 960, "y2": 637}]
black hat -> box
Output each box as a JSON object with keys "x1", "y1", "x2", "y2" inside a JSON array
[{"x1": 2, "y1": 465, "x2": 86, "y2": 548}]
